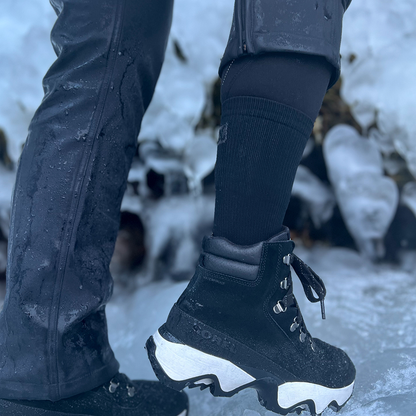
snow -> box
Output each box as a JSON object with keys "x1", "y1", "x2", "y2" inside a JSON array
[
  {"x1": 138, "y1": 194, "x2": 214, "y2": 282},
  {"x1": 292, "y1": 165, "x2": 336, "y2": 229},
  {"x1": 340, "y1": 0, "x2": 416, "y2": 179},
  {"x1": 0, "y1": 166, "x2": 14, "y2": 280},
  {"x1": 0, "y1": 165, "x2": 15, "y2": 238},
  {"x1": 323, "y1": 125, "x2": 399, "y2": 260},
  {"x1": 401, "y1": 182, "x2": 416, "y2": 219},
  {"x1": 182, "y1": 131, "x2": 217, "y2": 195},
  {"x1": 107, "y1": 243, "x2": 416, "y2": 415},
  {"x1": 0, "y1": 0, "x2": 57, "y2": 165},
  {"x1": 4, "y1": 0, "x2": 416, "y2": 178}
]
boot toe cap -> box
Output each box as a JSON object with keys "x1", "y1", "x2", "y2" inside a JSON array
[{"x1": 311, "y1": 338, "x2": 356, "y2": 388}]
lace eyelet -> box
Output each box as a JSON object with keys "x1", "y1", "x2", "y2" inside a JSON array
[
  {"x1": 280, "y1": 278, "x2": 289, "y2": 290},
  {"x1": 299, "y1": 330, "x2": 307, "y2": 343},
  {"x1": 127, "y1": 385, "x2": 135, "y2": 397},
  {"x1": 290, "y1": 318, "x2": 300, "y2": 332},
  {"x1": 273, "y1": 301, "x2": 287, "y2": 314},
  {"x1": 283, "y1": 254, "x2": 292, "y2": 265},
  {"x1": 109, "y1": 380, "x2": 119, "y2": 393}
]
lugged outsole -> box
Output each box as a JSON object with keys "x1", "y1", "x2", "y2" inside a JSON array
[{"x1": 146, "y1": 331, "x2": 355, "y2": 416}]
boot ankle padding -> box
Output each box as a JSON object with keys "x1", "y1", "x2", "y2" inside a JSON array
[
  {"x1": 202, "y1": 227, "x2": 290, "y2": 281},
  {"x1": 202, "y1": 253, "x2": 260, "y2": 281}
]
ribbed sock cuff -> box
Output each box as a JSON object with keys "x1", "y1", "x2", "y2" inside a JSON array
[
  {"x1": 213, "y1": 96, "x2": 314, "y2": 245},
  {"x1": 221, "y1": 96, "x2": 314, "y2": 136}
]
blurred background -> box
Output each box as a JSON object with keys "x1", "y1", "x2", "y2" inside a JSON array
[
  {"x1": 1, "y1": 0, "x2": 416, "y2": 292},
  {"x1": 1, "y1": 1, "x2": 416, "y2": 415}
]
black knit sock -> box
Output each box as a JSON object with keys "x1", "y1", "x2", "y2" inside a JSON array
[
  {"x1": 212, "y1": 97, "x2": 313, "y2": 245},
  {"x1": 212, "y1": 52, "x2": 332, "y2": 245}
]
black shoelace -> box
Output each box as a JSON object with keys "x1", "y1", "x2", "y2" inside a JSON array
[{"x1": 273, "y1": 253, "x2": 326, "y2": 349}]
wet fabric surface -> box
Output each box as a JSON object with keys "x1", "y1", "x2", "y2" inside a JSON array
[
  {"x1": 220, "y1": 0, "x2": 351, "y2": 87},
  {"x1": 0, "y1": 0, "x2": 173, "y2": 401}
]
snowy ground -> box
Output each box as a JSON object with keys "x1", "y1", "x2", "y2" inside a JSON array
[{"x1": 107, "y1": 243, "x2": 416, "y2": 416}]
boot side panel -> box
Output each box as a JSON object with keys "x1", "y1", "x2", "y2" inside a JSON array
[{"x1": 167, "y1": 241, "x2": 355, "y2": 388}]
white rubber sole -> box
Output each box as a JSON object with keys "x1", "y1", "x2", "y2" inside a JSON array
[
  {"x1": 153, "y1": 330, "x2": 255, "y2": 392},
  {"x1": 151, "y1": 330, "x2": 354, "y2": 415},
  {"x1": 278, "y1": 381, "x2": 354, "y2": 414}
]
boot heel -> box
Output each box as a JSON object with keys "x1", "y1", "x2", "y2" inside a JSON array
[
  {"x1": 146, "y1": 335, "x2": 190, "y2": 392},
  {"x1": 146, "y1": 331, "x2": 255, "y2": 395}
]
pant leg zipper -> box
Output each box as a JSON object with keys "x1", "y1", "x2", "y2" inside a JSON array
[{"x1": 241, "y1": 0, "x2": 247, "y2": 53}]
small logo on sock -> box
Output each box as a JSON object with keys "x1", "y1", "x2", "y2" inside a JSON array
[
  {"x1": 193, "y1": 323, "x2": 236, "y2": 354},
  {"x1": 218, "y1": 123, "x2": 228, "y2": 145}
]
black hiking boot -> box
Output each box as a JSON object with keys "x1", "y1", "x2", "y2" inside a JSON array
[
  {"x1": 146, "y1": 227, "x2": 355, "y2": 415},
  {"x1": 0, "y1": 373, "x2": 188, "y2": 416}
]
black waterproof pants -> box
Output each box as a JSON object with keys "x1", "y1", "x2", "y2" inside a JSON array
[{"x1": 0, "y1": 0, "x2": 350, "y2": 401}]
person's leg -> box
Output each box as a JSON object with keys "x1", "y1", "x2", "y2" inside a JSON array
[
  {"x1": 147, "y1": 1, "x2": 355, "y2": 415},
  {"x1": 0, "y1": 0, "x2": 187, "y2": 414},
  {"x1": 214, "y1": 52, "x2": 333, "y2": 245}
]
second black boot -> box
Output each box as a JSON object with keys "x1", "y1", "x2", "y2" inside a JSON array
[
  {"x1": 146, "y1": 227, "x2": 355, "y2": 415},
  {"x1": 0, "y1": 373, "x2": 188, "y2": 416}
]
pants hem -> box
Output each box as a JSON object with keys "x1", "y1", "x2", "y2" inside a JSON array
[{"x1": 0, "y1": 359, "x2": 120, "y2": 401}]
